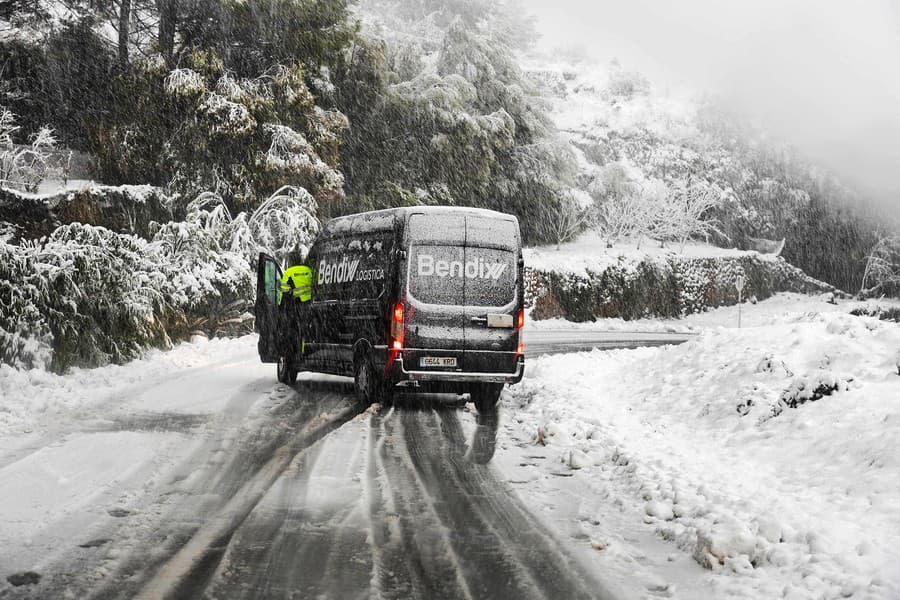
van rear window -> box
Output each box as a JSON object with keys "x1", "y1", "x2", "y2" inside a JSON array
[
  {"x1": 406, "y1": 213, "x2": 518, "y2": 251},
  {"x1": 408, "y1": 245, "x2": 516, "y2": 307},
  {"x1": 466, "y1": 216, "x2": 519, "y2": 250}
]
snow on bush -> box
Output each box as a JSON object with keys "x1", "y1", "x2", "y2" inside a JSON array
[
  {"x1": 0, "y1": 186, "x2": 320, "y2": 372},
  {"x1": 197, "y1": 92, "x2": 256, "y2": 137},
  {"x1": 0, "y1": 106, "x2": 56, "y2": 193},
  {"x1": 164, "y1": 68, "x2": 207, "y2": 98},
  {"x1": 527, "y1": 245, "x2": 833, "y2": 322},
  {"x1": 0, "y1": 243, "x2": 54, "y2": 369},
  {"x1": 504, "y1": 306, "x2": 900, "y2": 598}
]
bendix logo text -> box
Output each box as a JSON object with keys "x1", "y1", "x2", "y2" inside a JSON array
[
  {"x1": 417, "y1": 254, "x2": 507, "y2": 280},
  {"x1": 317, "y1": 258, "x2": 383, "y2": 285}
]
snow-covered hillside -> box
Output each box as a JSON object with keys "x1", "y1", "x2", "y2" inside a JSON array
[{"x1": 521, "y1": 54, "x2": 886, "y2": 295}]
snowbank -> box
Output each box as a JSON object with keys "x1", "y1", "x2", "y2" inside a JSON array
[
  {"x1": 502, "y1": 301, "x2": 900, "y2": 598},
  {"x1": 0, "y1": 335, "x2": 256, "y2": 436}
]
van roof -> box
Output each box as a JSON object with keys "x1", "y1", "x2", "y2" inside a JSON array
[{"x1": 321, "y1": 206, "x2": 519, "y2": 236}]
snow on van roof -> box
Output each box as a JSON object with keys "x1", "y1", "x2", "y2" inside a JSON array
[{"x1": 326, "y1": 205, "x2": 518, "y2": 225}]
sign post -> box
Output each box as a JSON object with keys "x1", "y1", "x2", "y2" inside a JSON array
[{"x1": 735, "y1": 275, "x2": 745, "y2": 329}]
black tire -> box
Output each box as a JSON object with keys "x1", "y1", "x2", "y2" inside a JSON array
[
  {"x1": 471, "y1": 383, "x2": 503, "y2": 414},
  {"x1": 277, "y1": 355, "x2": 298, "y2": 385},
  {"x1": 353, "y1": 352, "x2": 380, "y2": 406}
]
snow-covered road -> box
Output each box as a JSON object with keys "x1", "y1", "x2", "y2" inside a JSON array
[{"x1": 0, "y1": 331, "x2": 643, "y2": 599}]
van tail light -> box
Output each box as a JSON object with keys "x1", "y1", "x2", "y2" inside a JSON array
[
  {"x1": 516, "y1": 309, "x2": 525, "y2": 356},
  {"x1": 391, "y1": 302, "x2": 405, "y2": 350}
]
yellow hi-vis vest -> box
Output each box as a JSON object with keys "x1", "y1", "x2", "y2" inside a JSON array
[{"x1": 279, "y1": 265, "x2": 313, "y2": 304}]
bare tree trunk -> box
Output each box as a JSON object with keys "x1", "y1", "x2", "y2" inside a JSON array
[
  {"x1": 157, "y1": 0, "x2": 177, "y2": 67},
  {"x1": 118, "y1": 0, "x2": 131, "y2": 67}
]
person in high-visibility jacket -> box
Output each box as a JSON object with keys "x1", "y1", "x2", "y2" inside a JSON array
[
  {"x1": 279, "y1": 264, "x2": 313, "y2": 304},
  {"x1": 278, "y1": 254, "x2": 313, "y2": 359}
]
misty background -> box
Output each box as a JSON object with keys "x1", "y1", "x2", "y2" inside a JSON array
[{"x1": 521, "y1": 0, "x2": 900, "y2": 210}]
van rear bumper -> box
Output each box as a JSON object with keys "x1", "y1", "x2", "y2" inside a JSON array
[{"x1": 394, "y1": 356, "x2": 524, "y2": 384}]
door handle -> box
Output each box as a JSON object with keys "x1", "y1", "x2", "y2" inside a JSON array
[{"x1": 470, "y1": 316, "x2": 487, "y2": 324}]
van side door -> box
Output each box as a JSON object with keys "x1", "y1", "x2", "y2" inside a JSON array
[
  {"x1": 308, "y1": 236, "x2": 350, "y2": 375},
  {"x1": 255, "y1": 252, "x2": 283, "y2": 363}
]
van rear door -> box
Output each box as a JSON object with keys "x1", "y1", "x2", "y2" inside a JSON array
[
  {"x1": 403, "y1": 214, "x2": 468, "y2": 371},
  {"x1": 462, "y1": 217, "x2": 520, "y2": 374}
]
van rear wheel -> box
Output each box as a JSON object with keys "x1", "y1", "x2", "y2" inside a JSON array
[
  {"x1": 471, "y1": 383, "x2": 503, "y2": 414},
  {"x1": 354, "y1": 353, "x2": 382, "y2": 406},
  {"x1": 277, "y1": 356, "x2": 298, "y2": 385}
]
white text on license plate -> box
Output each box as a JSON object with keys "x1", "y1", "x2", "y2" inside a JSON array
[{"x1": 420, "y1": 356, "x2": 457, "y2": 368}]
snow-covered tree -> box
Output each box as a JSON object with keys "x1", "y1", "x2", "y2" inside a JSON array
[
  {"x1": 591, "y1": 163, "x2": 651, "y2": 247},
  {"x1": 651, "y1": 179, "x2": 724, "y2": 252},
  {"x1": 94, "y1": 53, "x2": 347, "y2": 213},
  {"x1": 860, "y1": 236, "x2": 900, "y2": 298},
  {"x1": 537, "y1": 191, "x2": 591, "y2": 250}
]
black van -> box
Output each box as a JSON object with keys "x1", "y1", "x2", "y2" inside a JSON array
[{"x1": 254, "y1": 206, "x2": 525, "y2": 411}]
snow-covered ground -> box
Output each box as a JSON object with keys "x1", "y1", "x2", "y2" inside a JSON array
[
  {"x1": 0, "y1": 335, "x2": 256, "y2": 436},
  {"x1": 500, "y1": 294, "x2": 900, "y2": 599}
]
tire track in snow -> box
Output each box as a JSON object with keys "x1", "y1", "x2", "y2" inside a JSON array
[
  {"x1": 135, "y1": 396, "x2": 360, "y2": 600},
  {"x1": 203, "y1": 413, "x2": 374, "y2": 599},
  {"x1": 197, "y1": 404, "x2": 615, "y2": 599},
  {"x1": 374, "y1": 409, "x2": 474, "y2": 600},
  {"x1": 416, "y1": 410, "x2": 612, "y2": 599}
]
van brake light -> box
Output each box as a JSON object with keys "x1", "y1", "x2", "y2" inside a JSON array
[
  {"x1": 391, "y1": 303, "x2": 405, "y2": 349},
  {"x1": 516, "y1": 309, "x2": 525, "y2": 356}
]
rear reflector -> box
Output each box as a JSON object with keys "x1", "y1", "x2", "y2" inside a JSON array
[{"x1": 516, "y1": 341, "x2": 524, "y2": 355}]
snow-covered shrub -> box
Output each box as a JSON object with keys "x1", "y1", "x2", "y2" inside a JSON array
[
  {"x1": 164, "y1": 68, "x2": 206, "y2": 98},
  {"x1": 0, "y1": 243, "x2": 54, "y2": 369},
  {"x1": 197, "y1": 92, "x2": 256, "y2": 137},
  {"x1": 531, "y1": 254, "x2": 836, "y2": 322},
  {"x1": 849, "y1": 304, "x2": 900, "y2": 323},
  {"x1": 4, "y1": 226, "x2": 173, "y2": 371},
  {"x1": 0, "y1": 183, "x2": 320, "y2": 372},
  {"x1": 0, "y1": 107, "x2": 56, "y2": 193},
  {"x1": 183, "y1": 185, "x2": 320, "y2": 267},
  {"x1": 779, "y1": 373, "x2": 848, "y2": 409}
]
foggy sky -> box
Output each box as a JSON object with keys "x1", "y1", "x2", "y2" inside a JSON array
[{"x1": 521, "y1": 0, "x2": 900, "y2": 209}]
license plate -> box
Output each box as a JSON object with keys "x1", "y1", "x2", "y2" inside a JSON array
[{"x1": 420, "y1": 356, "x2": 457, "y2": 368}]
